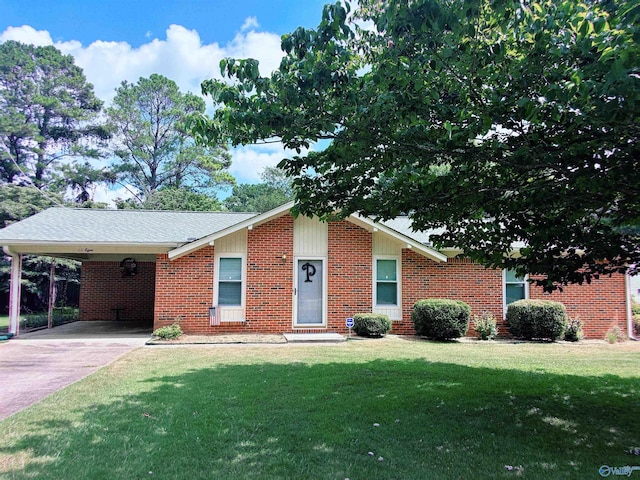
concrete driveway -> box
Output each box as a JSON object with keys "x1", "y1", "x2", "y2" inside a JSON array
[{"x1": 0, "y1": 321, "x2": 151, "y2": 420}]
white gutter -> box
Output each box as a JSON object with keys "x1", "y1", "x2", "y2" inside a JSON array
[
  {"x1": 3, "y1": 246, "x2": 22, "y2": 336},
  {"x1": 626, "y1": 273, "x2": 637, "y2": 341}
]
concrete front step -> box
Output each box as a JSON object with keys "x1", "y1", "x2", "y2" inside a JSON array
[{"x1": 283, "y1": 333, "x2": 346, "y2": 343}]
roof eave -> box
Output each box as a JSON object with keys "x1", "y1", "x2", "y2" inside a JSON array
[
  {"x1": 348, "y1": 214, "x2": 448, "y2": 262},
  {"x1": 168, "y1": 202, "x2": 293, "y2": 260},
  {"x1": 168, "y1": 203, "x2": 448, "y2": 263},
  {"x1": 0, "y1": 240, "x2": 180, "y2": 256}
]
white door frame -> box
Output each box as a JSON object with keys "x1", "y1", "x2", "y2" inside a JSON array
[{"x1": 293, "y1": 256, "x2": 327, "y2": 328}]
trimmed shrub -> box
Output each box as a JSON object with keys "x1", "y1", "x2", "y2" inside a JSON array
[
  {"x1": 412, "y1": 299, "x2": 471, "y2": 340},
  {"x1": 506, "y1": 300, "x2": 568, "y2": 341},
  {"x1": 473, "y1": 311, "x2": 499, "y2": 340},
  {"x1": 563, "y1": 318, "x2": 584, "y2": 342},
  {"x1": 353, "y1": 313, "x2": 392, "y2": 338},
  {"x1": 20, "y1": 307, "x2": 79, "y2": 331},
  {"x1": 153, "y1": 323, "x2": 182, "y2": 340}
]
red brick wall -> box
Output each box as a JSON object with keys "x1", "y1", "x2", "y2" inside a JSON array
[
  {"x1": 399, "y1": 250, "x2": 628, "y2": 338},
  {"x1": 245, "y1": 215, "x2": 295, "y2": 333},
  {"x1": 79, "y1": 261, "x2": 155, "y2": 323},
  {"x1": 398, "y1": 253, "x2": 503, "y2": 335},
  {"x1": 153, "y1": 217, "x2": 374, "y2": 334},
  {"x1": 328, "y1": 221, "x2": 372, "y2": 332},
  {"x1": 154, "y1": 247, "x2": 215, "y2": 333},
  {"x1": 530, "y1": 275, "x2": 627, "y2": 339},
  {"x1": 150, "y1": 214, "x2": 629, "y2": 339},
  {"x1": 154, "y1": 217, "x2": 296, "y2": 334}
]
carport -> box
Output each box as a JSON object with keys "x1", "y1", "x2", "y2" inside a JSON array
[{"x1": 0, "y1": 208, "x2": 257, "y2": 336}]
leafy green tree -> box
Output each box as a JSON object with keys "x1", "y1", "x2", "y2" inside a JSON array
[
  {"x1": 261, "y1": 166, "x2": 294, "y2": 197},
  {"x1": 0, "y1": 41, "x2": 107, "y2": 189},
  {"x1": 0, "y1": 185, "x2": 79, "y2": 312},
  {"x1": 0, "y1": 184, "x2": 63, "y2": 228},
  {"x1": 107, "y1": 74, "x2": 234, "y2": 203},
  {"x1": 224, "y1": 167, "x2": 293, "y2": 212},
  {"x1": 49, "y1": 161, "x2": 114, "y2": 206},
  {"x1": 116, "y1": 187, "x2": 221, "y2": 211},
  {"x1": 192, "y1": 0, "x2": 640, "y2": 289},
  {"x1": 16, "y1": 256, "x2": 80, "y2": 312},
  {"x1": 224, "y1": 183, "x2": 291, "y2": 212}
]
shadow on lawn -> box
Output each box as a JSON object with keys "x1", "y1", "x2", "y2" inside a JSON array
[{"x1": 2, "y1": 359, "x2": 639, "y2": 479}]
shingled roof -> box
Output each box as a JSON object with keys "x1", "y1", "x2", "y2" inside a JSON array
[
  {"x1": 0, "y1": 208, "x2": 258, "y2": 245},
  {"x1": 0, "y1": 205, "x2": 448, "y2": 263}
]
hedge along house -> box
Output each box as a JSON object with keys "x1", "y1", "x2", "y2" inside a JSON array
[{"x1": 0, "y1": 202, "x2": 635, "y2": 339}]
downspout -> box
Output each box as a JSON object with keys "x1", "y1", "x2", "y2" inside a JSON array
[
  {"x1": 626, "y1": 273, "x2": 637, "y2": 341},
  {"x1": 3, "y1": 246, "x2": 22, "y2": 336}
]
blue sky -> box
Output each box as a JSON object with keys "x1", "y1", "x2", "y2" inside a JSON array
[
  {"x1": 0, "y1": 0, "x2": 332, "y2": 201},
  {"x1": 0, "y1": 0, "x2": 329, "y2": 47}
]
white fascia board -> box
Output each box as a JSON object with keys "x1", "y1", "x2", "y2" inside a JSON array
[
  {"x1": 349, "y1": 214, "x2": 448, "y2": 263},
  {"x1": 1, "y1": 241, "x2": 178, "y2": 255},
  {"x1": 168, "y1": 202, "x2": 294, "y2": 260}
]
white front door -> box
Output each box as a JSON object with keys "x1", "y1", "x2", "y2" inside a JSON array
[{"x1": 295, "y1": 258, "x2": 325, "y2": 326}]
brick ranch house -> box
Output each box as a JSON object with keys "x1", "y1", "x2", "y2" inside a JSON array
[{"x1": 0, "y1": 202, "x2": 635, "y2": 339}]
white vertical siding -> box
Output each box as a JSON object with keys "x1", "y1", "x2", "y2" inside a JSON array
[
  {"x1": 374, "y1": 306, "x2": 402, "y2": 320},
  {"x1": 215, "y1": 229, "x2": 248, "y2": 322},
  {"x1": 373, "y1": 232, "x2": 402, "y2": 255},
  {"x1": 216, "y1": 229, "x2": 248, "y2": 254},
  {"x1": 219, "y1": 307, "x2": 245, "y2": 322},
  {"x1": 373, "y1": 233, "x2": 402, "y2": 321},
  {"x1": 293, "y1": 216, "x2": 328, "y2": 256}
]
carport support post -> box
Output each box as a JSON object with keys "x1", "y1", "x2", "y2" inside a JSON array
[
  {"x1": 47, "y1": 258, "x2": 57, "y2": 329},
  {"x1": 3, "y1": 247, "x2": 22, "y2": 336}
]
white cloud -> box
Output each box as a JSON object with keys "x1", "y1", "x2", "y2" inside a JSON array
[
  {"x1": 225, "y1": 29, "x2": 284, "y2": 77},
  {"x1": 241, "y1": 17, "x2": 259, "y2": 32},
  {"x1": 1, "y1": 22, "x2": 284, "y2": 101},
  {"x1": 230, "y1": 141, "x2": 317, "y2": 184},
  {"x1": 0, "y1": 25, "x2": 53, "y2": 46},
  {"x1": 92, "y1": 184, "x2": 137, "y2": 207},
  {"x1": 230, "y1": 146, "x2": 291, "y2": 183}
]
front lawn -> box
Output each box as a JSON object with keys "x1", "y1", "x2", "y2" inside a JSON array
[{"x1": 0, "y1": 337, "x2": 638, "y2": 479}]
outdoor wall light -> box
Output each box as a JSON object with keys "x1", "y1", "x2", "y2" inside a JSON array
[
  {"x1": 281, "y1": 254, "x2": 287, "y2": 263},
  {"x1": 119, "y1": 257, "x2": 137, "y2": 277}
]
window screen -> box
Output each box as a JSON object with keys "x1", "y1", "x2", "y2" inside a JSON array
[
  {"x1": 218, "y1": 257, "x2": 242, "y2": 305},
  {"x1": 376, "y1": 259, "x2": 398, "y2": 305},
  {"x1": 505, "y1": 269, "x2": 526, "y2": 305}
]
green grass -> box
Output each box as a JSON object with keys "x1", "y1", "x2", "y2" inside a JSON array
[
  {"x1": 0, "y1": 315, "x2": 8, "y2": 330},
  {"x1": 1, "y1": 337, "x2": 639, "y2": 479}
]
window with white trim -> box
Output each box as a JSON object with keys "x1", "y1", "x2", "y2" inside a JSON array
[
  {"x1": 504, "y1": 269, "x2": 527, "y2": 306},
  {"x1": 375, "y1": 258, "x2": 398, "y2": 306},
  {"x1": 217, "y1": 257, "x2": 243, "y2": 306}
]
